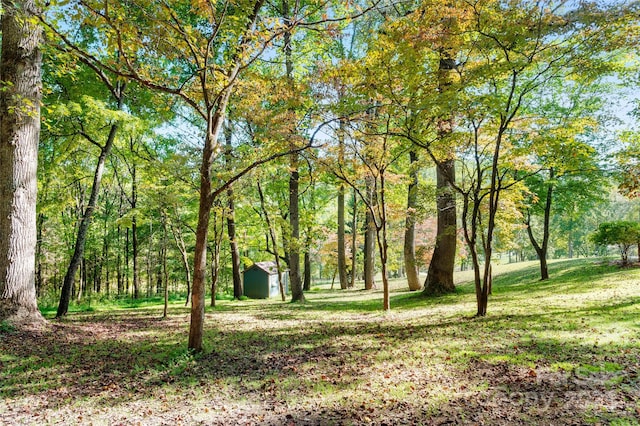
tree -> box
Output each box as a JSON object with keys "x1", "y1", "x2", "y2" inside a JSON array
[
  {"x1": 54, "y1": 80, "x2": 127, "y2": 317},
  {"x1": 591, "y1": 221, "x2": 640, "y2": 264},
  {"x1": 403, "y1": 150, "x2": 421, "y2": 291},
  {"x1": 521, "y1": 81, "x2": 606, "y2": 280},
  {"x1": 0, "y1": 0, "x2": 44, "y2": 324}
]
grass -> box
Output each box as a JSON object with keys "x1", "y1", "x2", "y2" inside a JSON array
[{"x1": 1, "y1": 257, "x2": 639, "y2": 425}]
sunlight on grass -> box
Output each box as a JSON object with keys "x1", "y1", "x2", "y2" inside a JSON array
[{"x1": 1, "y1": 257, "x2": 639, "y2": 425}]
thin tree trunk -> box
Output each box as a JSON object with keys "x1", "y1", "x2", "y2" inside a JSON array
[
  {"x1": 258, "y1": 183, "x2": 286, "y2": 301},
  {"x1": 525, "y1": 169, "x2": 554, "y2": 281},
  {"x1": 224, "y1": 123, "x2": 243, "y2": 299},
  {"x1": 35, "y1": 213, "x2": 45, "y2": 297},
  {"x1": 56, "y1": 84, "x2": 125, "y2": 317},
  {"x1": 162, "y1": 214, "x2": 169, "y2": 318},
  {"x1": 337, "y1": 121, "x2": 348, "y2": 290},
  {"x1": 117, "y1": 223, "x2": 123, "y2": 296},
  {"x1": 210, "y1": 202, "x2": 224, "y2": 307},
  {"x1": 363, "y1": 175, "x2": 376, "y2": 290},
  {"x1": 377, "y1": 172, "x2": 390, "y2": 311},
  {"x1": 147, "y1": 222, "x2": 153, "y2": 298},
  {"x1": 132, "y1": 216, "x2": 140, "y2": 299},
  {"x1": 350, "y1": 188, "x2": 358, "y2": 288},
  {"x1": 210, "y1": 244, "x2": 220, "y2": 308},
  {"x1": 172, "y1": 225, "x2": 192, "y2": 306},
  {"x1": 303, "y1": 250, "x2": 311, "y2": 292},
  {"x1": 404, "y1": 150, "x2": 421, "y2": 291},
  {"x1": 102, "y1": 218, "x2": 109, "y2": 296}
]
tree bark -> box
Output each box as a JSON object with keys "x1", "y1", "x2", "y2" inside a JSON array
[
  {"x1": 423, "y1": 50, "x2": 457, "y2": 297},
  {"x1": 283, "y1": 0, "x2": 304, "y2": 303},
  {"x1": 188, "y1": 0, "x2": 267, "y2": 351},
  {"x1": 210, "y1": 205, "x2": 223, "y2": 307},
  {"x1": 337, "y1": 183, "x2": 348, "y2": 289},
  {"x1": 0, "y1": 0, "x2": 44, "y2": 324},
  {"x1": 363, "y1": 175, "x2": 376, "y2": 290},
  {"x1": 337, "y1": 121, "x2": 348, "y2": 289},
  {"x1": 171, "y1": 224, "x2": 192, "y2": 306},
  {"x1": 161, "y1": 214, "x2": 169, "y2": 318},
  {"x1": 423, "y1": 159, "x2": 457, "y2": 295},
  {"x1": 224, "y1": 124, "x2": 243, "y2": 299},
  {"x1": 350, "y1": 188, "x2": 358, "y2": 288},
  {"x1": 404, "y1": 150, "x2": 421, "y2": 291}
]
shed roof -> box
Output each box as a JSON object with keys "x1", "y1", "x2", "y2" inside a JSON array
[{"x1": 247, "y1": 261, "x2": 279, "y2": 275}]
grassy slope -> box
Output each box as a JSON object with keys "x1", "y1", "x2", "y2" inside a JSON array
[{"x1": 1, "y1": 258, "x2": 639, "y2": 425}]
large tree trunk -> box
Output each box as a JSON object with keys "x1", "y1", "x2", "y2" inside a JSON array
[
  {"x1": 56, "y1": 86, "x2": 124, "y2": 317},
  {"x1": 423, "y1": 159, "x2": 457, "y2": 295},
  {"x1": 423, "y1": 50, "x2": 457, "y2": 297},
  {"x1": 404, "y1": 150, "x2": 421, "y2": 291},
  {"x1": 283, "y1": 0, "x2": 304, "y2": 303},
  {"x1": 0, "y1": 0, "x2": 44, "y2": 325}
]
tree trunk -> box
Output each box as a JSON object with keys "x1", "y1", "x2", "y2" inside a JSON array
[
  {"x1": 283, "y1": 0, "x2": 304, "y2": 303},
  {"x1": 423, "y1": 159, "x2": 457, "y2": 295},
  {"x1": 35, "y1": 213, "x2": 45, "y2": 297},
  {"x1": 162, "y1": 214, "x2": 169, "y2": 318},
  {"x1": 185, "y1": 0, "x2": 265, "y2": 352},
  {"x1": 258, "y1": 182, "x2": 286, "y2": 301},
  {"x1": 377, "y1": 173, "x2": 390, "y2": 311},
  {"x1": 525, "y1": 168, "x2": 554, "y2": 281},
  {"x1": 132, "y1": 216, "x2": 139, "y2": 299},
  {"x1": 337, "y1": 184, "x2": 348, "y2": 289},
  {"x1": 172, "y1": 225, "x2": 192, "y2": 306},
  {"x1": 303, "y1": 250, "x2": 311, "y2": 292},
  {"x1": 424, "y1": 49, "x2": 457, "y2": 296},
  {"x1": 363, "y1": 175, "x2": 376, "y2": 290},
  {"x1": 224, "y1": 124, "x2": 243, "y2": 299},
  {"x1": 350, "y1": 188, "x2": 358, "y2": 288},
  {"x1": 337, "y1": 121, "x2": 348, "y2": 290},
  {"x1": 209, "y1": 205, "x2": 222, "y2": 308},
  {"x1": 0, "y1": 0, "x2": 43, "y2": 325},
  {"x1": 404, "y1": 150, "x2": 421, "y2": 291},
  {"x1": 117, "y1": 223, "x2": 123, "y2": 296},
  {"x1": 56, "y1": 85, "x2": 124, "y2": 317}
]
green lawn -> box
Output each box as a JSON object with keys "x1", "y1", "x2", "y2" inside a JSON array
[{"x1": 1, "y1": 258, "x2": 639, "y2": 425}]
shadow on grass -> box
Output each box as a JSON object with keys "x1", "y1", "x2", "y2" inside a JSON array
[{"x1": 1, "y1": 258, "x2": 638, "y2": 424}]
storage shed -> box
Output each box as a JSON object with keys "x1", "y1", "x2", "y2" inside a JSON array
[{"x1": 243, "y1": 261, "x2": 289, "y2": 299}]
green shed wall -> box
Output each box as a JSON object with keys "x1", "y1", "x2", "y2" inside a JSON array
[{"x1": 243, "y1": 268, "x2": 270, "y2": 299}]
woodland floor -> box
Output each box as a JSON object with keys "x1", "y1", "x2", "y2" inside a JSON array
[{"x1": 1, "y1": 258, "x2": 639, "y2": 425}]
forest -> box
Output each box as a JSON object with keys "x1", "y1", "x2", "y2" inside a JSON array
[{"x1": 1, "y1": 0, "x2": 639, "y2": 423}]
